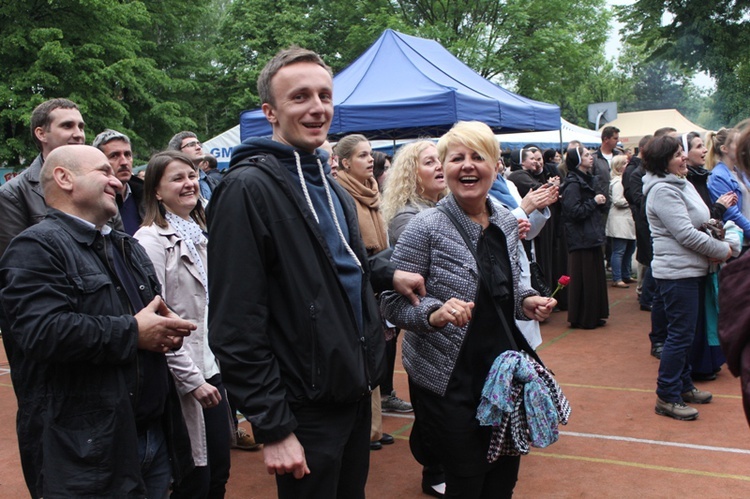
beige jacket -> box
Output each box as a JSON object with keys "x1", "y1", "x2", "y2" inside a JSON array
[
  {"x1": 135, "y1": 222, "x2": 220, "y2": 466},
  {"x1": 606, "y1": 177, "x2": 636, "y2": 240}
]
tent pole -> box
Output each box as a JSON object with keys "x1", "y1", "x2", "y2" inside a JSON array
[{"x1": 559, "y1": 127, "x2": 563, "y2": 153}]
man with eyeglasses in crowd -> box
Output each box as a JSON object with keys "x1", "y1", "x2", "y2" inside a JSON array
[{"x1": 168, "y1": 132, "x2": 219, "y2": 202}]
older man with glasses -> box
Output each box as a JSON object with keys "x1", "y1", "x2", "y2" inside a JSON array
[{"x1": 168, "y1": 131, "x2": 218, "y2": 202}]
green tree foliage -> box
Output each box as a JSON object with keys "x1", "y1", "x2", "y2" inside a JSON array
[
  {"x1": 212, "y1": 0, "x2": 615, "y2": 129},
  {"x1": 208, "y1": 0, "x2": 404, "y2": 134},
  {"x1": 617, "y1": 46, "x2": 708, "y2": 123},
  {"x1": 387, "y1": 0, "x2": 619, "y2": 126},
  {"x1": 618, "y1": 0, "x2": 750, "y2": 126},
  {"x1": 0, "y1": 0, "x2": 214, "y2": 167}
]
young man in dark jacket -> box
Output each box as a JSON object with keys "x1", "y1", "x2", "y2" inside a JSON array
[
  {"x1": 207, "y1": 47, "x2": 424, "y2": 499},
  {"x1": 0, "y1": 145, "x2": 196, "y2": 498},
  {"x1": 0, "y1": 98, "x2": 85, "y2": 256}
]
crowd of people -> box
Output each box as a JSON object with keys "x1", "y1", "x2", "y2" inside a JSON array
[{"x1": 1, "y1": 44, "x2": 750, "y2": 499}]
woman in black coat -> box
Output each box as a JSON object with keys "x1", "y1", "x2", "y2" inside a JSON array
[{"x1": 560, "y1": 145, "x2": 610, "y2": 329}]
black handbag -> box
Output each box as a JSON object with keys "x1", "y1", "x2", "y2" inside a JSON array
[{"x1": 528, "y1": 261, "x2": 552, "y2": 297}]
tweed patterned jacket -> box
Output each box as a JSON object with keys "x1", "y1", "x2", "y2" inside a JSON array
[{"x1": 381, "y1": 194, "x2": 537, "y2": 396}]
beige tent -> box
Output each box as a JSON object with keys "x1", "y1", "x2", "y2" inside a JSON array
[{"x1": 600, "y1": 109, "x2": 706, "y2": 147}]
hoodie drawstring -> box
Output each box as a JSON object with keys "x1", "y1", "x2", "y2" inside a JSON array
[{"x1": 294, "y1": 151, "x2": 363, "y2": 272}]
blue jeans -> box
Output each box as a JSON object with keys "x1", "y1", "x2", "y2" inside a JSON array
[
  {"x1": 649, "y1": 281, "x2": 667, "y2": 347},
  {"x1": 610, "y1": 238, "x2": 635, "y2": 282},
  {"x1": 654, "y1": 277, "x2": 700, "y2": 402},
  {"x1": 138, "y1": 422, "x2": 172, "y2": 499}
]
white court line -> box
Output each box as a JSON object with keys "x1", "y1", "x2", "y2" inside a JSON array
[
  {"x1": 379, "y1": 416, "x2": 750, "y2": 455},
  {"x1": 560, "y1": 431, "x2": 750, "y2": 455},
  {"x1": 383, "y1": 412, "x2": 416, "y2": 420}
]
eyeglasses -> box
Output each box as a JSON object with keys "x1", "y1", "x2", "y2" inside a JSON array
[{"x1": 180, "y1": 140, "x2": 202, "y2": 150}]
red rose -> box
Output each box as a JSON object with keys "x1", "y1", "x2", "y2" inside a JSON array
[{"x1": 550, "y1": 275, "x2": 570, "y2": 298}]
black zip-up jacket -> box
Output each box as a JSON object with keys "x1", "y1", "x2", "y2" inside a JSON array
[
  {"x1": 561, "y1": 168, "x2": 610, "y2": 251},
  {"x1": 207, "y1": 146, "x2": 391, "y2": 444},
  {"x1": 687, "y1": 165, "x2": 728, "y2": 220},
  {"x1": 0, "y1": 210, "x2": 192, "y2": 498}
]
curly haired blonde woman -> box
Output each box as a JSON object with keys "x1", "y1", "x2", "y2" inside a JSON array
[
  {"x1": 381, "y1": 140, "x2": 448, "y2": 497},
  {"x1": 382, "y1": 140, "x2": 448, "y2": 246}
]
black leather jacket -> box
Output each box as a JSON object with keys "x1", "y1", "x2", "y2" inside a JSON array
[
  {"x1": 0, "y1": 155, "x2": 46, "y2": 257},
  {"x1": 0, "y1": 210, "x2": 192, "y2": 498},
  {"x1": 0, "y1": 155, "x2": 124, "y2": 256}
]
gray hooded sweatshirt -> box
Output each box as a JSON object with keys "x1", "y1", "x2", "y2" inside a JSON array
[{"x1": 643, "y1": 172, "x2": 729, "y2": 279}]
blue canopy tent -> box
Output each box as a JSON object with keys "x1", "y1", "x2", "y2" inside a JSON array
[{"x1": 239, "y1": 29, "x2": 560, "y2": 141}]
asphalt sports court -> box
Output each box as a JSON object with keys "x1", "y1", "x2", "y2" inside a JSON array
[{"x1": 1, "y1": 285, "x2": 749, "y2": 497}]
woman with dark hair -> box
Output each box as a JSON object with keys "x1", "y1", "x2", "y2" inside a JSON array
[
  {"x1": 683, "y1": 131, "x2": 736, "y2": 220},
  {"x1": 560, "y1": 145, "x2": 610, "y2": 329},
  {"x1": 134, "y1": 151, "x2": 232, "y2": 498},
  {"x1": 542, "y1": 148, "x2": 561, "y2": 178},
  {"x1": 642, "y1": 135, "x2": 731, "y2": 421},
  {"x1": 372, "y1": 150, "x2": 392, "y2": 192},
  {"x1": 682, "y1": 131, "x2": 737, "y2": 381}
]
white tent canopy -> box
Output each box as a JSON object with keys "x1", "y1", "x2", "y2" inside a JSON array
[
  {"x1": 202, "y1": 125, "x2": 240, "y2": 171},
  {"x1": 496, "y1": 119, "x2": 600, "y2": 151},
  {"x1": 203, "y1": 118, "x2": 601, "y2": 171},
  {"x1": 601, "y1": 109, "x2": 707, "y2": 147}
]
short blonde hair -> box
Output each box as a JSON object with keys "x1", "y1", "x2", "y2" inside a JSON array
[
  {"x1": 437, "y1": 121, "x2": 499, "y2": 166},
  {"x1": 610, "y1": 155, "x2": 628, "y2": 177}
]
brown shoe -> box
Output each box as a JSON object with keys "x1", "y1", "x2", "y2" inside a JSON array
[
  {"x1": 681, "y1": 388, "x2": 713, "y2": 404},
  {"x1": 233, "y1": 426, "x2": 262, "y2": 451},
  {"x1": 655, "y1": 397, "x2": 699, "y2": 421},
  {"x1": 612, "y1": 281, "x2": 629, "y2": 288}
]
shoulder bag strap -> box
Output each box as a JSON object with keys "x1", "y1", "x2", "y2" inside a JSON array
[{"x1": 436, "y1": 204, "x2": 519, "y2": 351}]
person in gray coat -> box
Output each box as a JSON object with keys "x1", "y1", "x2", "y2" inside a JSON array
[{"x1": 643, "y1": 135, "x2": 731, "y2": 421}]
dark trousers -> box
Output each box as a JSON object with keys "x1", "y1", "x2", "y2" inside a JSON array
[
  {"x1": 408, "y1": 378, "x2": 445, "y2": 487},
  {"x1": 649, "y1": 282, "x2": 668, "y2": 347},
  {"x1": 276, "y1": 397, "x2": 371, "y2": 499},
  {"x1": 640, "y1": 265, "x2": 656, "y2": 307},
  {"x1": 445, "y1": 456, "x2": 520, "y2": 499},
  {"x1": 381, "y1": 332, "x2": 398, "y2": 395},
  {"x1": 171, "y1": 376, "x2": 232, "y2": 499}
]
